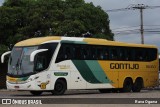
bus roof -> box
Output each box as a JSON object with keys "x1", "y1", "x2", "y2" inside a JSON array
[{"x1": 15, "y1": 36, "x2": 157, "y2": 48}]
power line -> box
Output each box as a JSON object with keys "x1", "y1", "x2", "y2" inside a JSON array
[
  {"x1": 113, "y1": 29, "x2": 160, "y2": 32},
  {"x1": 114, "y1": 30, "x2": 160, "y2": 35},
  {"x1": 113, "y1": 27, "x2": 160, "y2": 35},
  {"x1": 143, "y1": 24, "x2": 160, "y2": 27},
  {"x1": 106, "y1": 4, "x2": 160, "y2": 12},
  {"x1": 106, "y1": 4, "x2": 160, "y2": 44},
  {"x1": 112, "y1": 25, "x2": 160, "y2": 29},
  {"x1": 113, "y1": 28, "x2": 160, "y2": 32},
  {"x1": 112, "y1": 26, "x2": 140, "y2": 30}
]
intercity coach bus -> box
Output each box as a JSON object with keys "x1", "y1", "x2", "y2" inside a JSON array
[{"x1": 1, "y1": 36, "x2": 159, "y2": 95}]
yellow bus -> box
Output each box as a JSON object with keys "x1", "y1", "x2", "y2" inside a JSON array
[{"x1": 1, "y1": 36, "x2": 159, "y2": 95}]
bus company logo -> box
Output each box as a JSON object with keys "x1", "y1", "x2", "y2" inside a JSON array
[
  {"x1": 2, "y1": 99, "x2": 11, "y2": 104},
  {"x1": 110, "y1": 63, "x2": 139, "y2": 69},
  {"x1": 38, "y1": 81, "x2": 50, "y2": 89}
]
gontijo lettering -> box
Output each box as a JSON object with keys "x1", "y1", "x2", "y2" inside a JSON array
[{"x1": 110, "y1": 63, "x2": 139, "y2": 69}]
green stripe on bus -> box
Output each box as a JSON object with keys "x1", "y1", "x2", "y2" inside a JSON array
[
  {"x1": 72, "y1": 60, "x2": 101, "y2": 83},
  {"x1": 18, "y1": 76, "x2": 30, "y2": 81},
  {"x1": 54, "y1": 72, "x2": 68, "y2": 76},
  {"x1": 85, "y1": 61, "x2": 112, "y2": 83}
]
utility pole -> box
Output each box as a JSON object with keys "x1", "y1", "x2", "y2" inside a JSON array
[
  {"x1": 106, "y1": 4, "x2": 160, "y2": 44},
  {"x1": 131, "y1": 4, "x2": 148, "y2": 44}
]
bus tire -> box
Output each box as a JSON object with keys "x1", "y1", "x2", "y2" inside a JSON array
[
  {"x1": 30, "y1": 91, "x2": 43, "y2": 96},
  {"x1": 52, "y1": 79, "x2": 66, "y2": 95},
  {"x1": 132, "y1": 78, "x2": 143, "y2": 92},
  {"x1": 123, "y1": 78, "x2": 133, "y2": 92},
  {"x1": 99, "y1": 89, "x2": 112, "y2": 93}
]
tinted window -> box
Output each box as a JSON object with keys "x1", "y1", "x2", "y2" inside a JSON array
[
  {"x1": 118, "y1": 47, "x2": 126, "y2": 60},
  {"x1": 109, "y1": 47, "x2": 118, "y2": 60},
  {"x1": 35, "y1": 43, "x2": 58, "y2": 71},
  {"x1": 55, "y1": 43, "x2": 157, "y2": 63},
  {"x1": 56, "y1": 44, "x2": 74, "y2": 63}
]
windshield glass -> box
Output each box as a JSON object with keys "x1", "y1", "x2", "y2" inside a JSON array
[
  {"x1": 8, "y1": 43, "x2": 58, "y2": 77},
  {"x1": 8, "y1": 46, "x2": 38, "y2": 77}
]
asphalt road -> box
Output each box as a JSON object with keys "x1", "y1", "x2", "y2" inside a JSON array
[{"x1": 0, "y1": 89, "x2": 160, "y2": 106}]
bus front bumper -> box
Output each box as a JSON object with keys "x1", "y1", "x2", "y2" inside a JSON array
[{"x1": 6, "y1": 80, "x2": 41, "y2": 91}]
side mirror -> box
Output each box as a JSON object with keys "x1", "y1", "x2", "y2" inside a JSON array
[
  {"x1": 30, "y1": 49, "x2": 48, "y2": 62},
  {"x1": 1, "y1": 51, "x2": 11, "y2": 63}
]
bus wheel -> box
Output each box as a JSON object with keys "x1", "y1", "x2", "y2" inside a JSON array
[
  {"x1": 123, "y1": 78, "x2": 133, "y2": 92},
  {"x1": 132, "y1": 78, "x2": 143, "y2": 92},
  {"x1": 52, "y1": 79, "x2": 66, "y2": 95},
  {"x1": 30, "y1": 91, "x2": 43, "y2": 96},
  {"x1": 99, "y1": 89, "x2": 112, "y2": 93}
]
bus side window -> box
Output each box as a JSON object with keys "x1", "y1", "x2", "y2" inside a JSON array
[
  {"x1": 97, "y1": 47, "x2": 104, "y2": 60},
  {"x1": 36, "y1": 43, "x2": 57, "y2": 70},
  {"x1": 118, "y1": 47, "x2": 125, "y2": 60},
  {"x1": 55, "y1": 46, "x2": 64, "y2": 63},
  {"x1": 125, "y1": 48, "x2": 134, "y2": 61},
  {"x1": 64, "y1": 47, "x2": 71, "y2": 60},
  {"x1": 144, "y1": 50, "x2": 149, "y2": 61},
  {"x1": 73, "y1": 45, "x2": 81, "y2": 60},
  {"x1": 81, "y1": 46, "x2": 86, "y2": 59},
  {"x1": 35, "y1": 55, "x2": 47, "y2": 71},
  {"x1": 81, "y1": 45, "x2": 91, "y2": 60},
  {"x1": 149, "y1": 48, "x2": 157, "y2": 61},
  {"x1": 56, "y1": 44, "x2": 74, "y2": 63},
  {"x1": 109, "y1": 47, "x2": 118, "y2": 60},
  {"x1": 135, "y1": 49, "x2": 143, "y2": 61},
  {"x1": 103, "y1": 48, "x2": 109, "y2": 60},
  {"x1": 91, "y1": 46, "x2": 96, "y2": 60},
  {"x1": 141, "y1": 49, "x2": 147, "y2": 61}
]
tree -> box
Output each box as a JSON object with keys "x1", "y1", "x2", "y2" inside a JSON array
[{"x1": 0, "y1": 0, "x2": 114, "y2": 53}]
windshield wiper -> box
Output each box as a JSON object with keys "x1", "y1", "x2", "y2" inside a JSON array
[
  {"x1": 19, "y1": 50, "x2": 25, "y2": 74},
  {"x1": 16, "y1": 58, "x2": 20, "y2": 75}
]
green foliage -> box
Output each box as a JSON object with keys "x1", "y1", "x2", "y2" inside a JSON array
[
  {"x1": 0, "y1": 0, "x2": 114, "y2": 49},
  {"x1": 0, "y1": 45, "x2": 8, "y2": 55}
]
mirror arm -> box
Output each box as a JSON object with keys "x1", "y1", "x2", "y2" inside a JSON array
[
  {"x1": 1, "y1": 51, "x2": 11, "y2": 63},
  {"x1": 30, "y1": 49, "x2": 48, "y2": 62}
]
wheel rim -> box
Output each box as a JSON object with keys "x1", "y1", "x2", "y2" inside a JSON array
[
  {"x1": 55, "y1": 83, "x2": 63, "y2": 92},
  {"x1": 126, "y1": 81, "x2": 131, "y2": 89},
  {"x1": 123, "y1": 79, "x2": 132, "y2": 92}
]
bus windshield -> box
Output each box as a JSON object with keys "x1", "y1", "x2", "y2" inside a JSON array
[
  {"x1": 8, "y1": 46, "x2": 38, "y2": 77},
  {"x1": 8, "y1": 43, "x2": 58, "y2": 77}
]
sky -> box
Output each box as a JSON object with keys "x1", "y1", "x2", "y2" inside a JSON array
[
  {"x1": 85, "y1": 0, "x2": 160, "y2": 51},
  {"x1": 0, "y1": 0, "x2": 160, "y2": 51}
]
